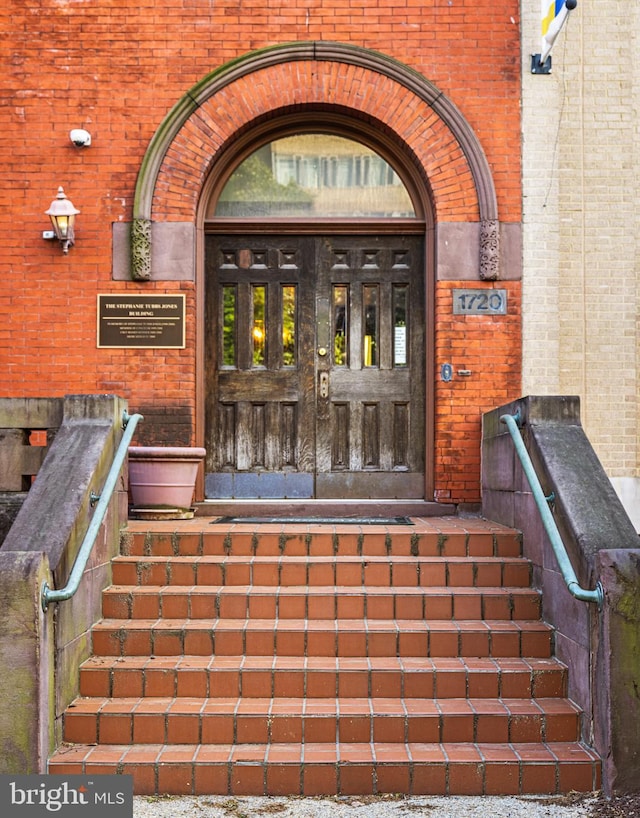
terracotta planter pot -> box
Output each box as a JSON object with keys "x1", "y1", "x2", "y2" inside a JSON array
[{"x1": 128, "y1": 446, "x2": 206, "y2": 519}]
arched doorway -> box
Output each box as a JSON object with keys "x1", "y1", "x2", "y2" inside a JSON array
[
  {"x1": 203, "y1": 126, "x2": 429, "y2": 500},
  {"x1": 129, "y1": 43, "x2": 503, "y2": 507}
]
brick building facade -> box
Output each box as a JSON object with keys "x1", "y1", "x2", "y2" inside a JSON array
[
  {"x1": 521, "y1": 1, "x2": 640, "y2": 529},
  {"x1": 1, "y1": 0, "x2": 525, "y2": 507}
]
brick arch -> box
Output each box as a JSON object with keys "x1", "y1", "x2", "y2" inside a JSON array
[
  {"x1": 168, "y1": 104, "x2": 443, "y2": 226},
  {"x1": 130, "y1": 42, "x2": 500, "y2": 280},
  {"x1": 153, "y1": 65, "x2": 476, "y2": 222}
]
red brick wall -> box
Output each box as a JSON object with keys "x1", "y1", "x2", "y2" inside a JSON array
[
  {"x1": 0, "y1": 0, "x2": 522, "y2": 504},
  {"x1": 434, "y1": 282, "x2": 522, "y2": 504}
]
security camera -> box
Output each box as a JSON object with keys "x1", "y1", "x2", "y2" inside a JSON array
[{"x1": 69, "y1": 129, "x2": 92, "y2": 147}]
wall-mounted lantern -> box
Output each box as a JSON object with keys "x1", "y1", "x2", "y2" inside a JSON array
[{"x1": 45, "y1": 187, "x2": 80, "y2": 254}]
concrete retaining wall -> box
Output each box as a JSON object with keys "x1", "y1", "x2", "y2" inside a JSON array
[
  {"x1": 482, "y1": 395, "x2": 640, "y2": 794},
  {"x1": 0, "y1": 394, "x2": 130, "y2": 772}
]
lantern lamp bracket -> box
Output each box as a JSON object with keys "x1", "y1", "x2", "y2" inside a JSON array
[{"x1": 44, "y1": 186, "x2": 80, "y2": 253}]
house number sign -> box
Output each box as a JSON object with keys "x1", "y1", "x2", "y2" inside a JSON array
[
  {"x1": 452, "y1": 289, "x2": 507, "y2": 315},
  {"x1": 97, "y1": 294, "x2": 186, "y2": 348}
]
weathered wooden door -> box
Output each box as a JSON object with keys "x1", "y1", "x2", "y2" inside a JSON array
[
  {"x1": 205, "y1": 234, "x2": 424, "y2": 499},
  {"x1": 314, "y1": 235, "x2": 425, "y2": 498}
]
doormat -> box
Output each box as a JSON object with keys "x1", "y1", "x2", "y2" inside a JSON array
[{"x1": 211, "y1": 516, "x2": 414, "y2": 525}]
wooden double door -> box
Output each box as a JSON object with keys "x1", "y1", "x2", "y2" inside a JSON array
[{"x1": 205, "y1": 234, "x2": 425, "y2": 499}]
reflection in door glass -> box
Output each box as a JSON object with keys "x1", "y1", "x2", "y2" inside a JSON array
[
  {"x1": 333, "y1": 285, "x2": 348, "y2": 366},
  {"x1": 252, "y1": 285, "x2": 266, "y2": 366},
  {"x1": 222, "y1": 285, "x2": 236, "y2": 367},
  {"x1": 282, "y1": 285, "x2": 296, "y2": 366},
  {"x1": 363, "y1": 285, "x2": 378, "y2": 367},
  {"x1": 393, "y1": 285, "x2": 408, "y2": 367}
]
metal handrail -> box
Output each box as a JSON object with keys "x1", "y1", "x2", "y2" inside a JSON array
[
  {"x1": 500, "y1": 411, "x2": 604, "y2": 609},
  {"x1": 41, "y1": 410, "x2": 144, "y2": 611}
]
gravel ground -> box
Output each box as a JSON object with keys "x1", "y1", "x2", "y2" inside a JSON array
[{"x1": 132, "y1": 792, "x2": 640, "y2": 818}]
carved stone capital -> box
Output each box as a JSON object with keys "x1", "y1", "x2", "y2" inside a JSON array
[
  {"x1": 479, "y1": 219, "x2": 500, "y2": 280},
  {"x1": 131, "y1": 218, "x2": 152, "y2": 281}
]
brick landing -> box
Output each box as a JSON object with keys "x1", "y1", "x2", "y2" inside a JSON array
[{"x1": 48, "y1": 516, "x2": 601, "y2": 796}]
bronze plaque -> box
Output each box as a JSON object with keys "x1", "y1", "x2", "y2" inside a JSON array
[{"x1": 97, "y1": 294, "x2": 185, "y2": 348}]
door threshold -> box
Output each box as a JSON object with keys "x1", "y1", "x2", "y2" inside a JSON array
[{"x1": 195, "y1": 499, "x2": 456, "y2": 518}]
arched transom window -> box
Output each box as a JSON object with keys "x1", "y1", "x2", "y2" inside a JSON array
[{"x1": 209, "y1": 134, "x2": 417, "y2": 219}]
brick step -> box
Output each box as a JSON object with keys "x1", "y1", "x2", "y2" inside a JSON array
[
  {"x1": 90, "y1": 618, "x2": 553, "y2": 658},
  {"x1": 102, "y1": 585, "x2": 541, "y2": 621},
  {"x1": 48, "y1": 740, "x2": 601, "y2": 796},
  {"x1": 79, "y1": 656, "x2": 568, "y2": 700},
  {"x1": 111, "y1": 555, "x2": 532, "y2": 588},
  {"x1": 63, "y1": 696, "x2": 582, "y2": 747},
  {"x1": 50, "y1": 518, "x2": 601, "y2": 797},
  {"x1": 121, "y1": 525, "x2": 522, "y2": 559}
]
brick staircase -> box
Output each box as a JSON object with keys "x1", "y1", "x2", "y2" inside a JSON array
[{"x1": 48, "y1": 516, "x2": 601, "y2": 796}]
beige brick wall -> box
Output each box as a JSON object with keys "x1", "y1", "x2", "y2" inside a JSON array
[{"x1": 521, "y1": 0, "x2": 639, "y2": 526}]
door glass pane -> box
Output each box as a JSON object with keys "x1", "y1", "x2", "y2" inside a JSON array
[
  {"x1": 393, "y1": 285, "x2": 408, "y2": 367},
  {"x1": 363, "y1": 285, "x2": 378, "y2": 367},
  {"x1": 333, "y1": 285, "x2": 348, "y2": 366},
  {"x1": 282, "y1": 285, "x2": 296, "y2": 366},
  {"x1": 252, "y1": 285, "x2": 266, "y2": 366},
  {"x1": 222, "y1": 285, "x2": 236, "y2": 367},
  {"x1": 210, "y1": 134, "x2": 416, "y2": 218}
]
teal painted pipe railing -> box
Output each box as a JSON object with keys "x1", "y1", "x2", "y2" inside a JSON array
[
  {"x1": 41, "y1": 410, "x2": 144, "y2": 611},
  {"x1": 500, "y1": 411, "x2": 604, "y2": 609}
]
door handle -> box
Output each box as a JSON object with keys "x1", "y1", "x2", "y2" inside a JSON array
[{"x1": 319, "y1": 371, "x2": 330, "y2": 399}]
